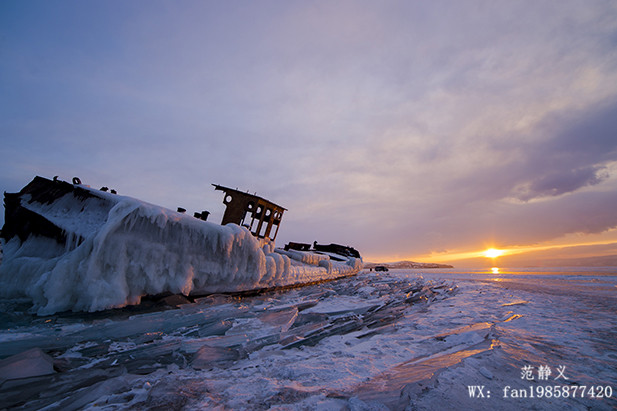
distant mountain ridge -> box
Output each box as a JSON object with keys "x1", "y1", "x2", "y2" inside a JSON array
[{"x1": 365, "y1": 260, "x2": 453, "y2": 269}]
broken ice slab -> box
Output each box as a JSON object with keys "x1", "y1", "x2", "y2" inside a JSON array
[
  {"x1": 66, "y1": 339, "x2": 186, "y2": 376},
  {"x1": 292, "y1": 311, "x2": 328, "y2": 327},
  {"x1": 501, "y1": 313, "x2": 523, "y2": 323},
  {"x1": 501, "y1": 300, "x2": 530, "y2": 307},
  {"x1": 69, "y1": 305, "x2": 248, "y2": 341},
  {"x1": 404, "y1": 292, "x2": 428, "y2": 304},
  {"x1": 275, "y1": 279, "x2": 459, "y2": 349},
  {"x1": 0, "y1": 365, "x2": 127, "y2": 410},
  {"x1": 357, "y1": 323, "x2": 398, "y2": 339},
  {"x1": 282, "y1": 316, "x2": 365, "y2": 349},
  {"x1": 316, "y1": 304, "x2": 378, "y2": 319},
  {"x1": 0, "y1": 334, "x2": 70, "y2": 359},
  {"x1": 256, "y1": 306, "x2": 298, "y2": 332},
  {"x1": 100, "y1": 326, "x2": 264, "y2": 367},
  {"x1": 0, "y1": 304, "x2": 252, "y2": 358},
  {"x1": 362, "y1": 306, "x2": 407, "y2": 329},
  {"x1": 302, "y1": 295, "x2": 379, "y2": 315},
  {"x1": 180, "y1": 334, "x2": 251, "y2": 353},
  {"x1": 196, "y1": 319, "x2": 234, "y2": 337},
  {"x1": 279, "y1": 319, "x2": 330, "y2": 344},
  {"x1": 39, "y1": 374, "x2": 137, "y2": 411},
  {"x1": 192, "y1": 345, "x2": 240, "y2": 370},
  {"x1": 107, "y1": 339, "x2": 183, "y2": 362},
  {"x1": 0, "y1": 347, "x2": 55, "y2": 380},
  {"x1": 0, "y1": 367, "x2": 130, "y2": 411},
  {"x1": 243, "y1": 334, "x2": 282, "y2": 353},
  {"x1": 296, "y1": 300, "x2": 320, "y2": 311}
]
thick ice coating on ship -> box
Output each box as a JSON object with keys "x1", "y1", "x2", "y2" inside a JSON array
[{"x1": 0, "y1": 176, "x2": 362, "y2": 314}]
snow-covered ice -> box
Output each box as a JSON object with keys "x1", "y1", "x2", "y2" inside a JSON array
[{"x1": 1, "y1": 267, "x2": 616, "y2": 410}]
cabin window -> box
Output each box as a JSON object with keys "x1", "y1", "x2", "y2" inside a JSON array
[
  {"x1": 259, "y1": 222, "x2": 268, "y2": 238},
  {"x1": 269, "y1": 222, "x2": 279, "y2": 240},
  {"x1": 241, "y1": 210, "x2": 253, "y2": 228}
]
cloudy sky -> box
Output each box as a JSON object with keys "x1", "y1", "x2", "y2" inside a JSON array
[{"x1": 2, "y1": 1, "x2": 617, "y2": 265}]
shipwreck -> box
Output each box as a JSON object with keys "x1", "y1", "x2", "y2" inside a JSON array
[{"x1": 0, "y1": 176, "x2": 363, "y2": 315}]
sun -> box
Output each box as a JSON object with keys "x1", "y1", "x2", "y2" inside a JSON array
[{"x1": 484, "y1": 248, "x2": 504, "y2": 258}]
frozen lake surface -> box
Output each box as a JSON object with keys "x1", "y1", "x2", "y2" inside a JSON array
[{"x1": 1, "y1": 267, "x2": 616, "y2": 410}]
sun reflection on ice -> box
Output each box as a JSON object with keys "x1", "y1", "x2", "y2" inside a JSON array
[{"x1": 490, "y1": 266, "x2": 503, "y2": 282}]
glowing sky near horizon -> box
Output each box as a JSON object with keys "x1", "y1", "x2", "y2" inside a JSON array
[{"x1": 1, "y1": 1, "x2": 617, "y2": 264}]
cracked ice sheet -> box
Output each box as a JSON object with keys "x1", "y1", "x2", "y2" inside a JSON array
[
  {"x1": 172, "y1": 269, "x2": 616, "y2": 410},
  {"x1": 1, "y1": 269, "x2": 617, "y2": 410}
]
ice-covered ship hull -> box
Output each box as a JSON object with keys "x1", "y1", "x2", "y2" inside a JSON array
[{"x1": 0, "y1": 177, "x2": 362, "y2": 315}]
